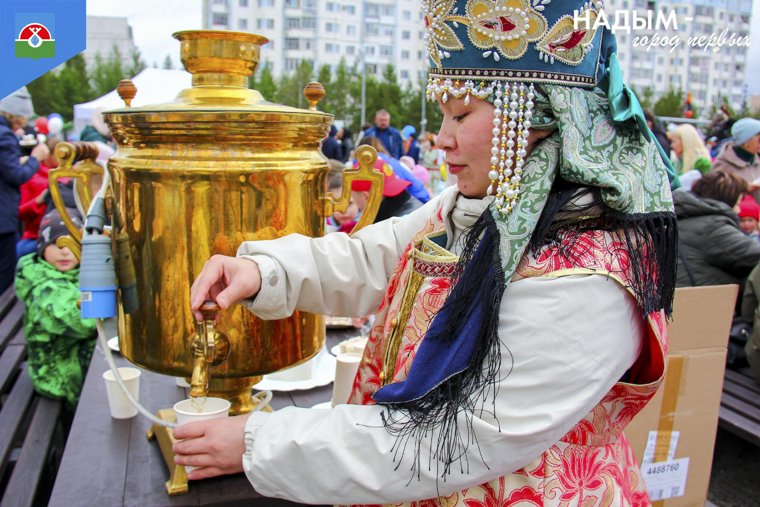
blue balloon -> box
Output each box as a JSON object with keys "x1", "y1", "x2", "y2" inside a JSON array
[{"x1": 48, "y1": 113, "x2": 63, "y2": 121}]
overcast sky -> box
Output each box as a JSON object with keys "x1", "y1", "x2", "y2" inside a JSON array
[{"x1": 88, "y1": 0, "x2": 760, "y2": 94}]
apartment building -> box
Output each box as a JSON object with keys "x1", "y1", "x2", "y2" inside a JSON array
[
  {"x1": 84, "y1": 16, "x2": 137, "y2": 70},
  {"x1": 202, "y1": 0, "x2": 427, "y2": 87},
  {"x1": 609, "y1": 0, "x2": 752, "y2": 113}
]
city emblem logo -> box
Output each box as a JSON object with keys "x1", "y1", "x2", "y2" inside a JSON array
[{"x1": 15, "y1": 15, "x2": 56, "y2": 59}]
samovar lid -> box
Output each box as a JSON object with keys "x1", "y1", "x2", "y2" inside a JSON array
[{"x1": 104, "y1": 30, "x2": 331, "y2": 120}]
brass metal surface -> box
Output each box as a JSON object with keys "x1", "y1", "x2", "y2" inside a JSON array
[{"x1": 53, "y1": 30, "x2": 383, "y2": 414}]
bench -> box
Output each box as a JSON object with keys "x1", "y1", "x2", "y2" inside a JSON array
[
  {"x1": 0, "y1": 285, "x2": 65, "y2": 507},
  {"x1": 720, "y1": 367, "x2": 760, "y2": 447}
]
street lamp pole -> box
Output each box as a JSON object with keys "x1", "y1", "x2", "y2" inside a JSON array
[{"x1": 359, "y1": 3, "x2": 366, "y2": 127}]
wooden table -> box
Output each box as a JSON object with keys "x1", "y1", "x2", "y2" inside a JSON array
[{"x1": 49, "y1": 328, "x2": 359, "y2": 507}]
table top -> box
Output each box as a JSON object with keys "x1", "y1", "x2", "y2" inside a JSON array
[{"x1": 49, "y1": 327, "x2": 360, "y2": 507}]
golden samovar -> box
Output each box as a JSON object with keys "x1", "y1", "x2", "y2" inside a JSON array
[{"x1": 51, "y1": 29, "x2": 382, "y2": 413}]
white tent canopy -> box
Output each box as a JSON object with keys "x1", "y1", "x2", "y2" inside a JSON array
[{"x1": 72, "y1": 68, "x2": 192, "y2": 138}]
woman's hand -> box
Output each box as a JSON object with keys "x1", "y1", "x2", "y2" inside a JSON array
[
  {"x1": 190, "y1": 255, "x2": 262, "y2": 321},
  {"x1": 172, "y1": 414, "x2": 249, "y2": 480}
]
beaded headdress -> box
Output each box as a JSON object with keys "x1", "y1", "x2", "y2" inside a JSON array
[{"x1": 423, "y1": 0, "x2": 612, "y2": 213}]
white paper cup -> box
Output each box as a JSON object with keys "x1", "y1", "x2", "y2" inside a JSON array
[
  {"x1": 174, "y1": 397, "x2": 231, "y2": 473},
  {"x1": 173, "y1": 397, "x2": 231, "y2": 427},
  {"x1": 102, "y1": 367, "x2": 141, "y2": 419},
  {"x1": 331, "y1": 353, "x2": 361, "y2": 407}
]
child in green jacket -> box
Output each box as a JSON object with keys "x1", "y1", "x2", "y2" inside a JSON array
[{"x1": 15, "y1": 208, "x2": 96, "y2": 409}]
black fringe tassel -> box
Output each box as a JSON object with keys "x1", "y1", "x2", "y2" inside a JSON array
[
  {"x1": 378, "y1": 186, "x2": 678, "y2": 487},
  {"x1": 379, "y1": 210, "x2": 507, "y2": 484},
  {"x1": 528, "y1": 186, "x2": 678, "y2": 318}
]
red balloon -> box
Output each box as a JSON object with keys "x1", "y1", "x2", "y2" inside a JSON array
[{"x1": 34, "y1": 116, "x2": 49, "y2": 135}]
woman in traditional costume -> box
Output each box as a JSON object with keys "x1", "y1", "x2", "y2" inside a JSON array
[{"x1": 175, "y1": 1, "x2": 680, "y2": 504}]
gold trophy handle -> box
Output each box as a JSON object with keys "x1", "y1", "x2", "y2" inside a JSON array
[
  {"x1": 48, "y1": 142, "x2": 105, "y2": 245},
  {"x1": 324, "y1": 145, "x2": 384, "y2": 234}
]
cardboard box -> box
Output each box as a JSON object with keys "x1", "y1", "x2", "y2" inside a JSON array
[{"x1": 625, "y1": 285, "x2": 737, "y2": 506}]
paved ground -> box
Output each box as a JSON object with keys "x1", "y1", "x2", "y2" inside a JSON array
[{"x1": 708, "y1": 428, "x2": 760, "y2": 506}]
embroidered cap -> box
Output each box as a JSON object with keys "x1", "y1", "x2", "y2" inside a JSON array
[{"x1": 425, "y1": 0, "x2": 611, "y2": 101}]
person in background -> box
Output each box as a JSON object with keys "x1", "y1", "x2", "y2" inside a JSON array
[
  {"x1": 668, "y1": 124, "x2": 712, "y2": 190},
  {"x1": 337, "y1": 126, "x2": 354, "y2": 164},
  {"x1": 351, "y1": 142, "x2": 423, "y2": 222},
  {"x1": 79, "y1": 107, "x2": 112, "y2": 145},
  {"x1": 400, "y1": 155, "x2": 432, "y2": 195},
  {"x1": 325, "y1": 168, "x2": 359, "y2": 233},
  {"x1": 14, "y1": 208, "x2": 97, "y2": 413},
  {"x1": 0, "y1": 87, "x2": 50, "y2": 293},
  {"x1": 741, "y1": 263, "x2": 760, "y2": 383},
  {"x1": 674, "y1": 171, "x2": 760, "y2": 289},
  {"x1": 363, "y1": 109, "x2": 404, "y2": 159},
  {"x1": 709, "y1": 103, "x2": 733, "y2": 142},
  {"x1": 644, "y1": 109, "x2": 671, "y2": 158},
  {"x1": 713, "y1": 118, "x2": 760, "y2": 201},
  {"x1": 738, "y1": 195, "x2": 760, "y2": 241},
  {"x1": 401, "y1": 125, "x2": 420, "y2": 163},
  {"x1": 321, "y1": 125, "x2": 342, "y2": 161},
  {"x1": 17, "y1": 138, "x2": 62, "y2": 259},
  {"x1": 357, "y1": 136, "x2": 429, "y2": 204}
]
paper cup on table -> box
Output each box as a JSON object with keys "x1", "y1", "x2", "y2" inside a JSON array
[
  {"x1": 331, "y1": 353, "x2": 361, "y2": 407},
  {"x1": 174, "y1": 397, "x2": 231, "y2": 426},
  {"x1": 102, "y1": 367, "x2": 141, "y2": 419},
  {"x1": 174, "y1": 397, "x2": 231, "y2": 473}
]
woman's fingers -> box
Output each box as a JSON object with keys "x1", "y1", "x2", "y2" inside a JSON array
[
  {"x1": 186, "y1": 466, "x2": 227, "y2": 480},
  {"x1": 189, "y1": 256, "x2": 262, "y2": 320},
  {"x1": 172, "y1": 415, "x2": 249, "y2": 480}
]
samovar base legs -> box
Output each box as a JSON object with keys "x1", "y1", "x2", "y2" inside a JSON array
[{"x1": 146, "y1": 409, "x2": 189, "y2": 496}]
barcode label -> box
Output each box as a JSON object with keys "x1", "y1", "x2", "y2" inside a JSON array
[
  {"x1": 80, "y1": 291, "x2": 92, "y2": 302},
  {"x1": 642, "y1": 457, "x2": 689, "y2": 501}
]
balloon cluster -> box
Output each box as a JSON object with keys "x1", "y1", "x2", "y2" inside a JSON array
[
  {"x1": 34, "y1": 113, "x2": 64, "y2": 136},
  {"x1": 47, "y1": 113, "x2": 63, "y2": 135}
]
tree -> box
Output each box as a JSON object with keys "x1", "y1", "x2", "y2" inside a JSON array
[
  {"x1": 654, "y1": 87, "x2": 684, "y2": 118},
  {"x1": 27, "y1": 71, "x2": 63, "y2": 120},
  {"x1": 56, "y1": 54, "x2": 96, "y2": 120},
  {"x1": 329, "y1": 58, "x2": 354, "y2": 124},
  {"x1": 316, "y1": 63, "x2": 335, "y2": 114},
  {"x1": 639, "y1": 87, "x2": 654, "y2": 112},
  {"x1": 251, "y1": 60, "x2": 277, "y2": 101},
  {"x1": 91, "y1": 45, "x2": 127, "y2": 97},
  {"x1": 126, "y1": 48, "x2": 147, "y2": 77},
  {"x1": 376, "y1": 64, "x2": 403, "y2": 123},
  {"x1": 26, "y1": 54, "x2": 97, "y2": 121},
  {"x1": 162, "y1": 54, "x2": 174, "y2": 70},
  {"x1": 276, "y1": 60, "x2": 314, "y2": 108}
]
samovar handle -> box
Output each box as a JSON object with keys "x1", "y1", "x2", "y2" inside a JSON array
[
  {"x1": 323, "y1": 145, "x2": 384, "y2": 234},
  {"x1": 48, "y1": 142, "x2": 105, "y2": 259}
]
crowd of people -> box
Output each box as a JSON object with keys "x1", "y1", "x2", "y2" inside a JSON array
[
  {"x1": 660, "y1": 113, "x2": 760, "y2": 379},
  {"x1": 0, "y1": 87, "x2": 98, "y2": 423}
]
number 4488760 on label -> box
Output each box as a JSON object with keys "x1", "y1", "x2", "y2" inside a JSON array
[{"x1": 641, "y1": 457, "x2": 690, "y2": 501}]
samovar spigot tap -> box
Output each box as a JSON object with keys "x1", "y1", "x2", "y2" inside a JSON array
[{"x1": 189, "y1": 301, "x2": 230, "y2": 398}]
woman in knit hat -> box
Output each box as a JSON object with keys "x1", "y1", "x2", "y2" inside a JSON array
[
  {"x1": 0, "y1": 86, "x2": 49, "y2": 292},
  {"x1": 177, "y1": 2, "x2": 678, "y2": 504},
  {"x1": 713, "y1": 117, "x2": 760, "y2": 200}
]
